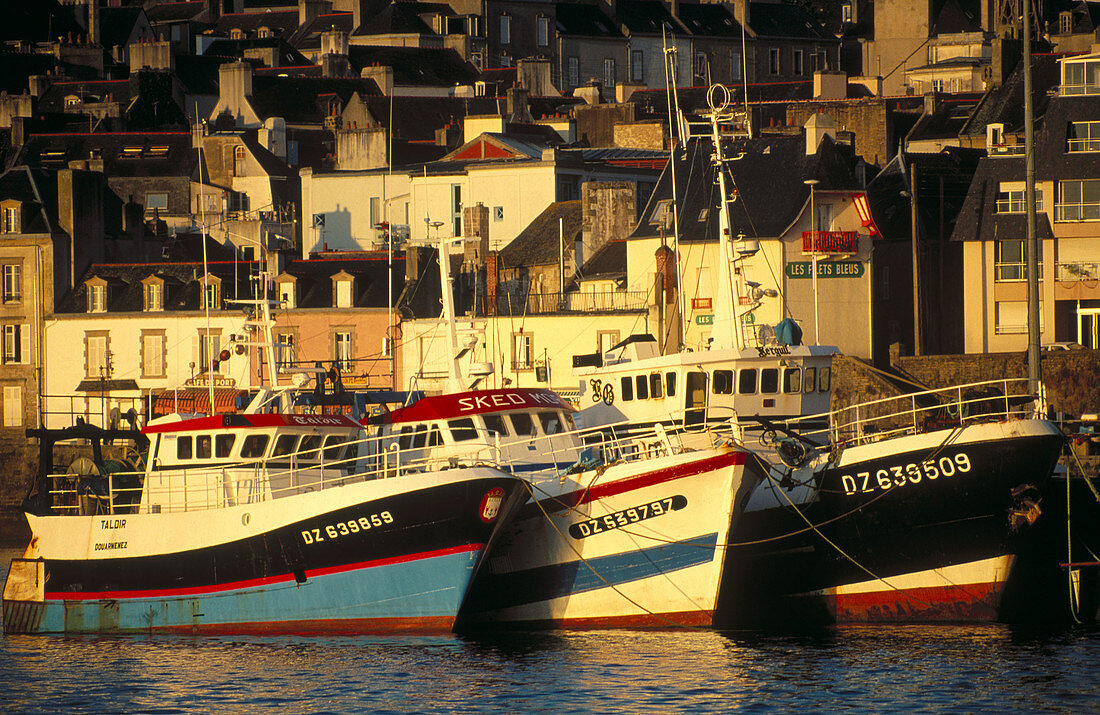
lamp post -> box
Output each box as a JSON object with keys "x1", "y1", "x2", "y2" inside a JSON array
[{"x1": 804, "y1": 178, "x2": 821, "y2": 344}]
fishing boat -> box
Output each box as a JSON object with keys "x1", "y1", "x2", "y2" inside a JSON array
[
  {"x1": 573, "y1": 86, "x2": 1065, "y2": 625},
  {"x1": 2, "y1": 287, "x2": 527, "y2": 635}
]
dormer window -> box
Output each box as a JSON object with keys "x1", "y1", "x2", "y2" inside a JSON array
[
  {"x1": 1062, "y1": 56, "x2": 1100, "y2": 95},
  {"x1": 1, "y1": 202, "x2": 20, "y2": 234},
  {"x1": 842, "y1": 3, "x2": 852, "y2": 23},
  {"x1": 1060, "y1": 12, "x2": 1073, "y2": 35},
  {"x1": 143, "y1": 277, "x2": 164, "y2": 311},
  {"x1": 120, "y1": 146, "x2": 143, "y2": 160},
  {"x1": 276, "y1": 274, "x2": 297, "y2": 309},
  {"x1": 64, "y1": 95, "x2": 81, "y2": 108},
  {"x1": 257, "y1": 27, "x2": 272, "y2": 39},
  {"x1": 230, "y1": 28, "x2": 245, "y2": 40},
  {"x1": 86, "y1": 278, "x2": 108, "y2": 313},
  {"x1": 333, "y1": 272, "x2": 354, "y2": 308},
  {"x1": 200, "y1": 275, "x2": 222, "y2": 310}
]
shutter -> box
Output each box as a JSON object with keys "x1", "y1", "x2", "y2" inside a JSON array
[{"x1": 20, "y1": 324, "x2": 29, "y2": 364}]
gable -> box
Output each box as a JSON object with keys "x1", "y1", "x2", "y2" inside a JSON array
[{"x1": 450, "y1": 139, "x2": 521, "y2": 161}]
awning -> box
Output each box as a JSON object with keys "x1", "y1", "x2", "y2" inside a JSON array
[{"x1": 151, "y1": 388, "x2": 248, "y2": 416}]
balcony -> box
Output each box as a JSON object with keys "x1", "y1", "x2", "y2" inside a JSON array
[{"x1": 1056, "y1": 261, "x2": 1100, "y2": 282}]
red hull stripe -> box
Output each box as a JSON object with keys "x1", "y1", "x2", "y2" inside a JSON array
[
  {"x1": 827, "y1": 581, "x2": 1005, "y2": 622},
  {"x1": 541, "y1": 450, "x2": 745, "y2": 512},
  {"x1": 45, "y1": 543, "x2": 484, "y2": 602}
]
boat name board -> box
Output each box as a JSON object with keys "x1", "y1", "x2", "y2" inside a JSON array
[
  {"x1": 784, "y1": 261, "x2": 865, "y2": 279},
  {"x1": 840, "y1": 453, "x2": 972, "y2": 496},
  {"x1": 569, "y1": 495, "x2": 687, "y2": 539}
]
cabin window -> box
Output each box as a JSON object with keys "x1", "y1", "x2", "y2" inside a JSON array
[
  {"x1": 323, "y1": 435, "x2": 348, "y2": 461},
  {"x1": 538, "y1": 411, "x2": 563, "y2": 435},
  {"x1": 666, "y1": 372, "x2": 677, "y2": 397},
  {"x1": 196, "y1": 436, "x2": 212, "y2": 459},
  {"x1": 301, "y1": 435, "x2": 324, "y2": 461},
  {"x1": 621, "y1": 375, "x2": 634, "y2": 401},
  {"x1": 177, "y1": 436, "x2": 192, "y2": 460},
  {"x1": 427, "y1": 427, "x2": 444, "y2": 448},
  {"x1": 509, "y1": 413, "x2": 537, "y2": 437},
  {"x1": 483, "y1": 415, "x2": 508, "y2": 437},
  {"x1": 397, "y1": 426, "x2": 415, "y2": 451},
  {"x1": 803, "y1": 367, "x2": 817, "y2": 393},
  {"x1": 635, "y1": 375, "x2": 649, "y2": 400},
  {"x1": 273, "y1": 434, "x2": 299, "y2": 456},
  {"x1": 241, "y1": 434, "x2": 269, "y2": 458},
  {"x1": 649, "y1": 373, "x2": 663, "y2": 399},
  {"x1": 819, "y1": 367, "x2": 832, "y2": 392},
  {"x1": 562, "y1": 412, "x2": 576, "y2": 431},
  {"x1": 449, "y1": 418, "x2": 478, "y2": 441},
  {"x1": 216, "y1": 434, "x2": 235, "y2": 458},
  {"x1": 761, "y1": 368, "x2": 779, "y2": 394},
  {"x1": 405, "y1": 426, "x2": 428, "y2": 449},
  {"x1": 738, "y1": 369, "x2": 758, "y2": 394},
  {"x1": 783, "y1": 367, "x2": 802, "y2": 393},
  {"x1": 713, "y1": 369, "x2": 734, "y2": 394}
]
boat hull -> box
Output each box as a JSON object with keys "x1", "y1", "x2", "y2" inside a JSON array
[
  {"x1": 717, "y1": 419, "x2": 1065, "y2": 626},
  {"x1": 3, "y1": 470, "x2": 525, "y2": 634},
  {"x1": 457, "y1": 446, "x2": 760, "y2": 629}
]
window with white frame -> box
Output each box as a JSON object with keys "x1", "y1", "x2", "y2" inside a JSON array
[
  {"x1": 144, "y1": 281, "x2": 163, "y2": 311},
  {"x1": 604, "y1": 59, "x2": 616, "y2": 91},
  {"x1": 842, "y1": 2, "x2": 852, "y2": 23},
  {"x1": 568, "y1": 57, "x2": 579, "y2": 87},
  {"x1": 695, "y1": 52, "x2": 707, "y2": 80},
  {"x1": 88, "y1": 283, "x2": 107, "y2": 313},
  {"x1": 597, "y1": 330, "x2": 619, "y2": 354},
  {"x1": 995, "y1": 188, "x2": 1043, "y2": 213},
  {"x1": 198, "y1": 330, "x2": 222, "y2": 374},
  {"x1": 513, "y1": 332, "x2": 533, "y2": 370},
  {"x1": 1056, "y1": 178, "x2": 1100, "y2": 221},
  {"x1": 276, "y1": 332, "x2": 295, "y2": 370},
  {"x1": 994, "y1": 238, "x2": 1042, "y2": 282},
  {"x1": 334, "y1": 331, "x2": 353, "y2": 372},
  {"x1": 500, "y1": 13, "x2": 510, "y2": 44},
  {"x1": 2, "y1": 324, "x2": 24, "y2": 364},
  {"x1": 203, "y1": 280, "x2": 220, "y2": 309},
  {"x1": 1068, "y1": 121, "x2": 1100, "y2": 152},
  {"x1": 85, "y1": 332, "x2": 109, "y2": 378},
  {"x1": 995, "y1": 300, "x2": 1040, "y2": 334},
  {"x1": 3, "y1": 264, "x2": 21, "y2": 303},
  {"x1": 141, "y1": 330, "x2": 166, "y2": 378},
  {"x1": 1061, "y1": 57, "x2": 1100, "y2": 95},
  {"x1": 1, "y1": 206, "x2": 19, "y2": 234},
  {"x1": 452, "y1": 184, "x2": 462, "y2": 236},
  {"x1": 3, "y1": 385, "x2": 21, "y2": 427},
  {"x1": 537, "y1": 16, "x2": 549, "y2": 46},
  {"x1": 335, "y1": 278, "x2": 353, "y2": 308}
]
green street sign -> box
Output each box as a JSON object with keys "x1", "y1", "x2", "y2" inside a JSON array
[
  {"x1": 696, "y1": 314, "x2": 714, "y2": 325},
  {"x1": 785, "y1": 261, "x2": 865, "y2": 279}
]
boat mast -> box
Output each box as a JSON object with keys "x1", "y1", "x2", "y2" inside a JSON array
[
  {"x1": 438, "y1": 235, "x2": 463, "y2": 392},
  {"x1": 1023, "y1": 0, "x2": 1042, "y2": 399},
  {"x1": 663, "y1": 27, "x2": 686, "y2": 353}
]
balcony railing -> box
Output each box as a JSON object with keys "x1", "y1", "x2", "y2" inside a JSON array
[
  {"x1": 1056, "y1": 261, "x2": 1100, "y2": 282},
  {"x1": 492, "y1": 290, "x2": 648, "y2": 316}
]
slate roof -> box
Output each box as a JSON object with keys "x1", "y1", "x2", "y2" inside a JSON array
[
  {"x1": 577, "y1": 238, "x2": 627, "y2": 281},
  {"x1": 280, "y1": 254, "x2": 396, "y2": 308},
  {"x1": 960, "y1": 53, "x2": 1064, "y2": 137},
  {"x1": 931, "y1": 0, "x2": 983, "y2": 35},
  {"x1": 675, "y1": 3, "x2": 745, "y2": 37},
  {"x1": 246, "y1": 75, "x2": 382, "y2": 124},
  {"x1": 906, "y1": 93, "x2": 985, "y2": 142},
  {"x1": 345, "y1": 46, "x2": 480, "y2": 86},
  {"x1": 202, "y1": 37, "x2": 313, "y2": 67},
  {"x1": 629, "y1": 80, "x2": 815, "y2": 121},
  {"x1": 0, "y1": 166, "x2": 57, "y2": 235},
  {"x1": 213, "y1": 9, "x2": 299, "y2": 38},
  {"x1": 616, "y1": 1, "x2": 681, "y2": 35},
  {"x1": 16, "y1": 131, "x2": 197, "y2": 179},
  {"x1": 868, "y1": 148, "x2": 984, "y2": 244},
  {"x1": 747, "y1": 3, "x2": 832, "y2": 40},
  {"x1": 173, "y1": 54, "x2": 227, "y2": 95},
  {"x1": 146, "y1": 2, "x2": 210, "y2": 23},
  {"x1": 59, "y1": 257, "x2": 251, "y2": 314},
  {"x1": 500, "y1": 201, "x2": 582, "y2": 268},
  {"x1": 287, "y1": 11, "x2": 354, "y2": 50},
  {"x1": 100, "y1": 6, "x2": 146, "y2": 49},
  {"x1": 0, "y1": 49, "x2": 57, "y2": 94},
  {"x1": 948, "y1": 154, "x2": 1056, "y2": 244},
  {"x1": 0, "y1": 1, "x2": 84, "y2": 43},
  {"x1": 632, "y1": 132, "x2": 862, "y2": 243},
  {"x1": 38, "y1": 79, "x2": 132, "y2": 113},
  {"x1": 353, "y1": 0, "x2": 435, "y2": 37},
  {"x1": 556, "y1": 4, "x2": 623, "y2": 38}
]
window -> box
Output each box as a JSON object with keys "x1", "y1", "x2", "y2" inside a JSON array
[
  {"x1": 323, "y1": 435, "x2": 348, "y2": 460},
  {"x1": 995, "y1": 300, "x2": 1028, "y2": 334},
  {"x1": 85, "y1": 332, "x2": 109, "y2": 378},
  {"x1": 995, "y1": 239, "x2": 1043, "y2": 282},
  {"x1": 513, "y1": 332, "x2": 532, "y2": 370},
  {"x1": 760, "y1": 368, "x2": 779, "y2": 394},
  {"x1": 1056, "y1": 179, "x2": 1100, "y2": 221},
  {"x1": 500, "y1": 14, "x2": 510, "y2": 44},
  {"x1": 1, "y1": 206, "x2": 18, "y2": 234},
  {"x1": 1061, "y1": 58, "x2": 1100, "y2": 95},
  {"x1": 713, "y1": 369, "x2": 734, "y2": 394},
  {"x1": 819, "y1": 367, "x2": 831, "y2": 392},
  {"x1": 484, "y1": 414, "x2": 508, "y2": 437},
  {"x1": 597, "y1": 331, "x2": 619, "y2": 354},
  {"x1": 452, "y1": 184, "x2": 462, "y2": 236},
  {"x1": 141, "y1": 331, "x2": 166, "y2": 378},
  {"x1": 649, "y1": 373, "x2": 663, "y2": 399},
  {"x1": 3, "y1": 385, "x2": 21, "y2": 427},
  {"x1": 538, "y1": 411, "x2": 564, "y2": 435},
  {"x1": 241, "y1": 434, "x2": 269, "y2": 458},
  {"x1": 695, "y1": 52, "x2": 707, "y2": 80},
  {"x1": 215, "y1": 434, "x2": 235, "y2": 459},
  {"x1": 793, "y1": 49, "x2": 804, "y2": 76},
  {"x1": 814, "y1": 51, "x2": 827, "y2": 72},
  {"x1": 177, "y1": 436, "x2": 193, "y2": 460},
  {"x1": 635, "y1": 374, "x2": 649, "y2": 400},
  {"x1": 803, "y1": 367, "x2": 817, "y2": 393},
  {"x1": 632, "y1": 50, "x2": 644, "y2": 82},
  {"x1": 783, "y1": 367, "x2": 802, "y2": 393},
  {"x1": 568, "y1": 57, "x2": 579, "y2": 87},
  {"x1": 196, "y1": 435, "x2": 212, "y2": 459},
  {"x1": 88, "y1": 284, "x2": 107, "y2": 313},
  {"x1": 278, "y1": 281, "x2": 296, "y2": 309},
  {"x1": 731, "y1": 52, "x2": 742, "y2": 82},
  {"x1": 145, "y1": 192, "x2": 168, "y2": 214},
  {"x1": 842, "y1": 2, "x2": 852, "y2": 22},
  {"x1": 509, "y1": 413, "x2": 536, "y2": 436},
  {"x1": 1068, "y1": 122, "x2": 1100, "y2": 152},
  {"x1": 494, "y1": 206, "x2": 504, "y2": 221},
  {"x1": 120, "y1": 146, "x2": 143, "y2": 160},
  {"x1": 198, "y1": 330, "x2": 223, "y2": 375},
  {"x1": 537, "y1": 16, "x2": 549, "y2": 46},
  {"x1": 203, "y1": 282, "x2": 219, "y2": 309},
  {"x1": 738, "y1": 368, "x2": 757, "y2": 394},
  {"x1": 335, "y1": 279, "x2": 352, "y2": 308},
  {"x1": 604, "y1": 58, "x2": 615, "y2": 89},
  {"x1": 273, "y1": 434, "x2": 299, "y2": 457},
  {"x1": 144, "y1": 282, "x2": 163, "y2": 311},
  {"x1": 257, "y1": 26, "x2": 272, "y2": 39},
  {"x1": 3, "y1": 265, "x2": 21, "y2": 303},
  {"x1": 1060, "y1": 11, "x2": 1073, "y2": 35},
  {"x1": 620, "y1": 375, "x2": 634, "y2": 401},
  {"x1": 996, "y1": 189, "x2": 1043, "y2": 214},
  {"x1": 276, "y1": 333, "x2": 295, "y2": 370},
  {"x1": 449, "y1": 418, "x2": 478, "y2": 441},
  {"x1": 666, "y1": 372, "x2": 677, "y2": 397},
  {"x1": 2, "y1": 324, "x2": 24, "y2": 364},
  {"x1": 769, "y1": 48, "x2": 780, "y2": 75},
  {"x1": 334, "y1": 331, "x2": 353, "y2": 372}
]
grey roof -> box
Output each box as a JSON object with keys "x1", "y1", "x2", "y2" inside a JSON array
[
  {"x1": 0, "y1": 166, "x2": 56, "y2": 235},
  {"x1": 353, "y1": 1, "x2": 435, "y2": 37},
  {"x1": 287, "y1": 11, "x2": 354, "y2": 50},
  {"x1": 202, "y1": 37, "x2": 313, "y2": 67},
  {"x1": 281, "y1": 254, "x2": 398, "y2": 308},
  {"x1": 345, "y1": 46, "x2": 480, "y2": 86},
  {"x1": 555, "y1": 4, "x2": 623, "y2": 38},
  {"x1": 146, "y1": 2, "x2": 210, "y2": 23},
  {"x1": 960, "y1": 53, "x2": 1063, "y2": 137},
  {"x1": 868, "y1": 148, "x2": 984, "y2": 244},
  {"x1": 213, "y1": 9, "x2": 299, "y2": 37},
  {"x1": 500, "y1": 201, "x2": 583, "y2": 268},
  {"x1": 59, "y1": 257, "x2": 250, "y2": 314},
  {"x1": 16, "y1": 131, "x2": 197, "y2": 179},
  {"x1": 747, "y1": 2, "x2": 832, "y2": 40},
  {"x1": 578, "y1": 238, "x2": 626, "y2": 280}
]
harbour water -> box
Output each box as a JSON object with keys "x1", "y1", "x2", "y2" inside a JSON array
[{"x1": 2, "y1": 549, "x2": 1099, "y2": 712}]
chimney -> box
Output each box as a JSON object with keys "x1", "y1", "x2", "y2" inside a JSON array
[
  {"x1": 813, "y1": 70, "x2": 847, "y2": 100},
  {"x1": 88, "y1": 0, "x2": 101, "y2": 46},
  {"x1": 28, "y1": 75, "x2": 50, "y2": 99},
  {"x1": 731, "y1": 0, "x2": 750, "y2": 28},
  {"x1": 300, "y1": 0, "x2": 333, "y2": 26},
  {"x1": 506, "y1": 86, "x2": 533, "y2": 123},
  {"x1": 361, "y1": 64, "x2": 394, "y2": 95},
  {"x1": 486, "y1": 251, "x2": 499, "y2": 316},
  {"x1": 463, "y1": 203, "x2": 490, "y2": 260}
]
